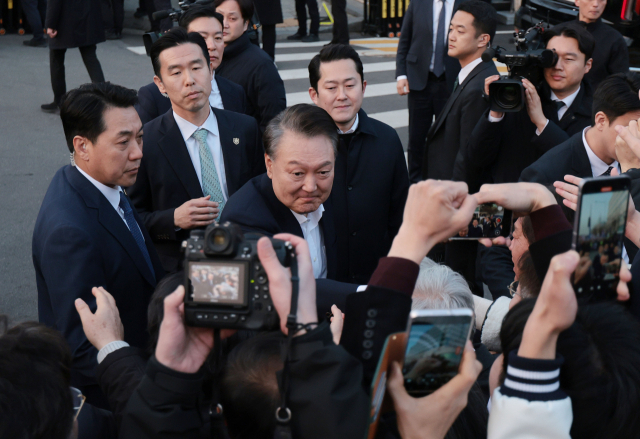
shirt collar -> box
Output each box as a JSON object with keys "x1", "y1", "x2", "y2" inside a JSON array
[
  {"x1": 550, "y1": 86, "x2": 580, "y2": 109},
  {"x1": 290, "y1": 205, "x2": 325, "y2": 228},
  {"x1": 210, "y1": 75, "x2": 220, "y2": 94},
  {"x1": 338, "y1": 114, "x2": 359, "y2": 134},
  {"x1": 173, "y1": 107, "x2": 219, "y2": 143},
  {"x1": 582, "y1": 127, "x2": 619, "y2": 176},
  {"x1": 75, "y1": 165, "x2": 123, "y2": 211},
  {"x1": 457, "y1": 57, "x2": 483, "y2": 85}
]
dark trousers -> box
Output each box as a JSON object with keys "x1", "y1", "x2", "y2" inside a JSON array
[
  {"x1": 295, "y1": 0, "x2": 319, "y2": 35},
  {"x1": 331, "y1": 0, "x2": 349, "y2": 43},
  {"x1": 476, "y1": 245, "x2": 514, "y2": 300},
  {"x1": 21, "y1": 0, "x2": 46, "y2": 39},
  {"x1": 50, "y1": 45, "x2": 105, "y2": 104},
  {"x1": 261, "y1": 24, "x2": 276, "y2": 60},
  {"x1": 407, "y1": 76, "x2": 448, "y2": 182},
  {"x1": 104, "y1": 0, "x2": 125, "y2": 31}
]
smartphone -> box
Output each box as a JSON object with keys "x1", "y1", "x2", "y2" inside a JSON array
[
  {"x1": 572, "y1": 176, "x2": 630, "y2": 302},
  {"x1": 402, "y1": 309, "x2": 473, "y2": 396},
  {"x1": 449, "y1": 203, "x2": 512, "y2": 240}
]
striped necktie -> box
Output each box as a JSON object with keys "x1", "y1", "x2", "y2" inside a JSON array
[{"x1": 193, "y1": 128, "x2": 226, "y2": 213}]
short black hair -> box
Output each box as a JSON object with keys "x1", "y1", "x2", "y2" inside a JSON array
[
  {"x1": 213, "y1": 0, "x2": 254, "y2": 22},
  {"x1": 308, "y1": 44, "x2": 364, "y2": 91},
  {"x1": 592, "y1": 72, "x2": 640, "y2": 123},
  {"x1": 60, "y1": 82, "x2": 138, "y2": 153},
  {"x1": 0, "y1": 322, "x2": 75, "y2": 439},
  {"x1": 543, "y1": 22, "x2": 595, "y2": 62},
  {"x1": 150, "y1": 28, "x2": 210, "y2": 78},
  {"x1": 178, "y1": 5, "x2": 224, "y2": 30},
  {"x1": 263, "y1": 104, "x2": 338, "y2": 159},
  {"x1": 221, "y1": 332, "x2": 283, "y2": 439},
  {"x1": 454, "y1": 0, "x2": 499, "y2": 45}
]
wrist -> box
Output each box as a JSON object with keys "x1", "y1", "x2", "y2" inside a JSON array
[
  {"x1": 388, "y1": 227, "x2": 434, "y2": 264},
  {"x1": 531, "y1": 185, "x2": 557, "y2": 212},
  {"x1": 490, "y1": 110, "x2": 504, "y2": 119},
  {"x1": 517, "y1": 313, "x2": 559, "y2": 360},
  {"x1": 536, "y1": 118, "x2": 548, "y2": 133}
]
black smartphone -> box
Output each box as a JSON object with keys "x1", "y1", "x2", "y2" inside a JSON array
[
  {"x1": 449, "y1": 202, "x2": 513, "y2": 240},
  {"x1": 572, "y1": 176, "x2": 631, "y2": 302},
  {"x1": 402, "y1": 309, "x2": 473, "y2": 396}
]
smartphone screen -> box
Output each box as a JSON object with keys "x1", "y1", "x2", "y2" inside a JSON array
[
  {"x1": 573, "y1": 177, "x2": 630, "y2": 301},
  {"x1": 402, "y1": 315, "x2": 471, "y2": 396},
  {"x1": 449, "y1": 203, "x2": 512, "y2": 240}
]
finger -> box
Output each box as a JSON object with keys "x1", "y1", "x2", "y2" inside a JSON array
[
  {"x1": 451, "y1": 193, "x2": 478, "y2": 230},
  {"x1": 192, "y1": 219, "x2": 216, "y2": 226},
  {"x1": 257, "y1": 237, "x2": 288, "y2": 282},
  {"x1": 96, "y1": 286, "x2": 117, "y2": 309},
  {"x1": 553, "y1": 180, "x2": 579, "y2": 195},
  {"x1": 611, "y1": 167, "x2": 619, "y2": 176},
  {"x1": 74, "y1": 298, "x2": 92, "y2": 320},
  {"x1": 331, "y1": 305, "x2": 343, "y2": 322},
  {"x1": 386, "y1": 361, "x2": 411, "y2": 409},
  {"x1": 162, "y1": 286, "x2": 186, "y2": 327},
  {"x1": 563, "y1": 174, "x2": 583, "y2": 187},
  {"x1": 554, "y1": 186, "x2": 578, "y2": 204},
  {"x1": 93, "y1": 287, "x2": 109, "y2": 310},
  {"x1": 617, "y1": 261, "x2": 631, "y2": 302},
  {"x1": 478, "y1": 238, "x2": 493, "y2": 248},
  {"x1": 272, "y1": 233, "x2": 312, "y2": 263},
  {"x1": 562, "y1": 198, "x2": 578, "y2": 211}
]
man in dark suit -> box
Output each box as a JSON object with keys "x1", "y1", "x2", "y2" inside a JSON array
[
  {"x1": 221, "y1": 104, "x2": 358, "y2": 312},
  {"x1": 466, "y1": 22, "x2": 595, "y2": 186},
  {"x1": 33, "y1": 83, "x2": 164, "y2": 408},
  {"x1": 135, "y1": 7, "x2": 247, "y2": 125},
  {"x1": 396, "y1": 0, "x2": 467, "y2": 182},
  {"x1": 129, "y1": 30, "x2": 265, "y2": 273},
  {"x1": 309, "y1": 45, "x2": 410, "y2": 284},
  {"x1": 422, "y1": 0, "x2": 498, "y2": 187}
]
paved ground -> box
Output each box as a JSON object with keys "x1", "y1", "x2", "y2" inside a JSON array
[{"x1": 0, "y1": 0, "x2": 624, "y2": 322}]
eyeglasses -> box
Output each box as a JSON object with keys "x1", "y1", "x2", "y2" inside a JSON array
[
  {"x1": 508, "y1": 280, "x2": 521, "y2": 298},
  {"x1": 70, "y1": 387, "x2": 86, "y2": 421}
]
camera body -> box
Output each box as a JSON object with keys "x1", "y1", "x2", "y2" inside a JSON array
[
  {"x1": 483, "y1": 22, "x2": 558, "y2": 112},
  {"x1": 183, "y1": 222, "x2": 290, "y2": 330}
]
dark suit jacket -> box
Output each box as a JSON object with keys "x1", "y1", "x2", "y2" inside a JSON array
[
  {"x1": 32, "y1": 166, "x2": 164, "y2": 391},
  {"x1": 422, "y1": 60, "x2": 499, "y2": 185},
  {"x1": 219, "y1": 173, "x2": 358, "y2": 313},
  {"x1": 332, "y1": 109, "x2": 410, "y2": 284},
  {"x1": 396, "y1": 0, "x2": 466, "y2": 92},
  {"x1": 466, "y1": 82, "x2": 592, "y2": 184},
  {"x1": 129, "y1": 108, "x2": 265, "y2": 273},
  {"x1": 135, "y1": 76, "x2": 248, "y2": 125}
]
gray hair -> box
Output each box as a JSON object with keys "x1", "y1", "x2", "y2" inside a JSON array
[
  {"x1": 263, "y1": 104, "x2": 338, "y2": 159},
  {"x1": 412, "y1": 258, "x2": 476, "y2": 337}
]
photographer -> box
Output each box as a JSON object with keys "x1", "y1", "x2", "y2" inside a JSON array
[{"x1": 466, "y1": 22, "x2": 595, "y2": 185}]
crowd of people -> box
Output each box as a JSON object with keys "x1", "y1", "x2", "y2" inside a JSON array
[{"x1": 4, "y1": 0, "x2": 640, "y2": 437}]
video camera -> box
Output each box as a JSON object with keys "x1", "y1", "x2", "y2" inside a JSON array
[
  {"x1": 481, "y1": 22, "x2": 558, "y2": 112},
  {"x1": 142, "y1": 0, "x2": 261, "y2": 56},
  {"x1": 182, "y1": 222, "x2": 292, "y2": 330}
]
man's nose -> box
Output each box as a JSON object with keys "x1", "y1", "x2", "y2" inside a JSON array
[{"x1": 302, "y1": 175, "x2": 317, "y2": 192}]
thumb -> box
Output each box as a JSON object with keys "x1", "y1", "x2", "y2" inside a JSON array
[
  {"x1": 611, "y1": 167, "x2": 619, "y2": 176},
  {"x1": 387, "y1": 361, "x2": 411, "y2": 408},
  {"x1": 74, "y1": 298, "x2": 92, "y2": 321},
  {"x1": 257, "y1": 237, "x2": 282, "y2": 277},
  {"x1": 163, "y1": 286, "x2": 185, "y2": 326}
]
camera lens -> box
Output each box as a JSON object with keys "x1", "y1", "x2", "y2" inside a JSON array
[
  {"x1": 496, "y1": 84, "x2": 522, "y2": 110},
  {"x1": 209, "y1": 228, "x2": 231, "y2": 253}
]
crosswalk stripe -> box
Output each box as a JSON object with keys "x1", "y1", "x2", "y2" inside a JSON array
[
  {"x1": 279, "y1": 61, "x2": 396, "y2": 80},
  {"x1": 127, "y1": 46, "x2": 147, "y2": 55},
  {"x1": 275, "y1": 37, "x2": 399, "y2": 49},
  {"x1": 286, "y1": 81, "x2": 399, "y2": 106},
  {"x1": 368, "y1": 109, "x2": 408, "y2": 128}
]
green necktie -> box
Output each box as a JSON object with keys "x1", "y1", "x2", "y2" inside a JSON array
[
  {"x1": 193, "y1": 128, "x2": 226, "y2": 213},
  {"x1": 453, "y1": 77, "x2": 459, "y2": 92}
]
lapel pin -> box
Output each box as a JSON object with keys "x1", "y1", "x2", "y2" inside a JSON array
[{"x1": 233, "y1": 138, "x2": 240, "y2": 145}]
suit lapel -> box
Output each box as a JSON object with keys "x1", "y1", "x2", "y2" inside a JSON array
[
  {"x1": 320, "y1": 196, "x2": 337, "y2": 279},
  {"x1": 259, "y1": 174, "x2": 304, "y2": 236},
  {"x1": 215, "y1": 77, "x2": 232, "y2": 111},
  {"x1": 429, "y1": 61, "x2": 490, "y2": 138},
  {"x1": 213, "y1": 108, "x2": 242, "y2": 195},
  {"x1": 67, "y1": 167, "x2": 157, "y2": 286},
  {"x1": 157, "y1": 112, "x2": 204, "y2": 199},
  {"x1": 571, "y1": 131, "x2": 593, "y2": 177}
]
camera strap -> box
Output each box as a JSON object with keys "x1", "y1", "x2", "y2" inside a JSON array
[
  {"x1": 274, "y1": 246, "x2": 299, "y2": 439},
  {"x1": 209, "y1": 329, "x2": 230, "y2": 439}
]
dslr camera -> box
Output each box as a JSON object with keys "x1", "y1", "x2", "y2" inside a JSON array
[
  {"x1": 182, "y1": 222, "x2": 291, "y2": 330},
  {"x1": 482, "y1": 22, "x2": 558, "y2": 112}
]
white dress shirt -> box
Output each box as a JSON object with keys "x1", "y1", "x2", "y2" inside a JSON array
[
  {"x1": 173, "y1": 108, "x2": 229, "y2": 201},
  {"x1": 209, "y1": 72, "x2": 224, "y2": 110},
  {"x1": 290, "y1": 206, "x2": 327, "y2": 279},
  {"x1": 397, "y1": 0, "x2": 453, "y2": 81},
  {"x1": 75, "y1": 166, "x2": 129, "y2": 228},
  {"x1": 457, "y1": 57, "x2": 483, "y2": 85},
  {"x1": 338, "y1": 114, "x2": 359, "y2": 134}
]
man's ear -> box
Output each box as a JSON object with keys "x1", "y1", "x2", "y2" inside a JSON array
[
  {"x1": 309, "y1": 87, "x2": 319, "y2": 105},
  {"x1": 584, "y1": 58, "x2": 593, "y2": 74},
  {"x1": 153, "y1": 75, "x2": 167, "y2": 95},
  {"x1": 362, "y1": 79, "x2": 367, "y2": 96},
  {"x1": 73, "y1": 136, "x2": 90, "y2": 162},
  {"x1": 265, "y1": 153, "x2": 274, "y2": 179},
  {"x1": 478, "y1": 34, "x2": 490, "y2": 49},
  {"x1": 594, "y1": 111, "x2": 608, "y2": 130},
  {"x1": 243, "y1": 20, "x2": 249, "y2": 32}
]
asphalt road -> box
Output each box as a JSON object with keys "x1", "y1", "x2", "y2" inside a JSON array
[{"x1": 0, "y1": 23, "x2": 624, "y2": 322}]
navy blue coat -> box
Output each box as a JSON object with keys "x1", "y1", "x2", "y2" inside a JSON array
[
  {"x1": 135, "y1": 76, "x2": 248, "y2": 125},
  {"x1": 220, "y1": 173, "x2": 358, "y2": 313},
  {"x1": 33, "y1": 165, "x2": 164, "y2": 392},
  {"x1": 128, "y1": 108, "x2": 265, "y2": 273}
]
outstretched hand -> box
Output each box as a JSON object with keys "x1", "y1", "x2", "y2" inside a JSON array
[
  {"x1": 75, "y1": 287, "x2": 124, "y2": 351},
  {"x1": 387, "y1": 341, "x2": 482, "y2": 439}
]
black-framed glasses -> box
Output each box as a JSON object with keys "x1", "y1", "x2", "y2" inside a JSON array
[
  {"x1": 508, "y1": 280, "x2": 521, "y2": 298},
  {"x1": 70, "y1": 387, "x2": 86, "y2": 421}
]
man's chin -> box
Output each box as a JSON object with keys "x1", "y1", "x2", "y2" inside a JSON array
[{"x1": 291, "y1": 201, "x2": 321, "y2": 215}]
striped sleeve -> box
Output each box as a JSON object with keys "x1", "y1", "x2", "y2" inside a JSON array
[{"x1": 500, "y1": 351, "x2": 567, "y2": 401}]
